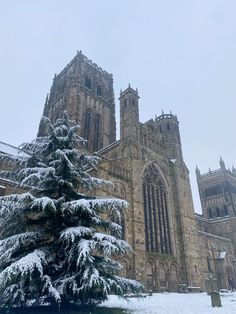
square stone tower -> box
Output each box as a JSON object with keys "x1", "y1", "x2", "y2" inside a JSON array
[
  {"x1": 196, "y1": 158, "x2": 236, "y2": 253},
  {"x1": 38, "y1": 51, "x2": 116, "y2": 153}
]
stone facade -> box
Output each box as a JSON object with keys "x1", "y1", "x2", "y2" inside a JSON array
[
  {"x1": 196, "y1": 160, "x2": 236, "y2": 290},
  {"x1": 38, "y1": 51, "x2": 116, "y2": 153},
  {"x1": 37, "y1": 52, "x2": 203, "y2": 291},
  {"x1": 1, "y1": 52, "x2": 235, "y2": 292}
]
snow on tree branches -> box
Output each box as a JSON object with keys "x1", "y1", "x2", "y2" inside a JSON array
[{"x1": 0, "y1": 112, "x2": 142, "y2": 309}]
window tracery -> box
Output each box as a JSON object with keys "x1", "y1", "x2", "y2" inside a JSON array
[{"x1": 143, "y1": 164, "x2": 172, "y2": 254}]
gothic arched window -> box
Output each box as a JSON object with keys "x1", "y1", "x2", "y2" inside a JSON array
[
  {"x1": 83, "y1": 110, "x2": 91, "y2": 144},
  {"x1": 93, "y1": 113, "x2": 101, "y2": 151},
  {"x1": 85, "y1": 76, "x2": 91, "y2": 89},
  {"x1": 207, "y1": 256, "x2": 212, "y2": 272},
  {"x1": 143, "y1": 164, "x2": 172, "y2": 254},
  {"x1": 96, "y1": 84, "x2": 102, "y2": 96}
]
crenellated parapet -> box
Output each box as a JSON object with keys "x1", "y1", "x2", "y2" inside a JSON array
[
  {"x1": 196, "y1": 158, "x2": 236, "y2": 182},
  {"x1": 200, "y1": 168, "x2": 224, "y2": 179},
  {"x1": 76, "y1": 50, "x2": 113, "y2": 79},
  {"x1": 155, "y1": 112, "x2": 178, "y2": 123},
  {"x1": 196, "y1": 157, "x2": 236, "y2": 236},
  {"x1": 49, "y1": 50, "x2": 113, "y2": 83},
  {"x1": 155, "y1": 112, "x2": 182, "y2": 160}
]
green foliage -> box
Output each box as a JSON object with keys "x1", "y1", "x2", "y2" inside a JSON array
[{"x1": 0, "y1": 113, "x2": 143, "y2": 309}]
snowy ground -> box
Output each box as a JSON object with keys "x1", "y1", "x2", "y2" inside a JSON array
[{"x1": 102, "y1": 292, "x2": 236, "y2": 314}]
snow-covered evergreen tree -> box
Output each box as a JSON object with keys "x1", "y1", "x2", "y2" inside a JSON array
[{"x1": 0, "y1": 113, "x2": 142, "y2": 309}]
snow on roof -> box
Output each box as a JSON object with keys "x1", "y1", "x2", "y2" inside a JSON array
[
  {"x1": 96, "y1": 140, "x2": 120, "y2": 155},
  {"x1": 198, "y1": 230, "x2": 232, "y2": 242},
  {"x1": 0, "y1": 140, "x2": 29, "y2": 157}
]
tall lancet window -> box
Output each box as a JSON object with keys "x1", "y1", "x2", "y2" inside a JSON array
[
  {"x1": 143, "y1": 164, "x2": 172, "y2": 255},
  {"x1": 83, "y1": 110, "x2": 91, "y2": 144},
  {"x1": 93, "y1": 113, "x2": 101, "y2": 151}
]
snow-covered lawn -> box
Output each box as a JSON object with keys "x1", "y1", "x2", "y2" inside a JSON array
[{"x1": 102, "y1": 292, "x2": 236, "y2": 314}]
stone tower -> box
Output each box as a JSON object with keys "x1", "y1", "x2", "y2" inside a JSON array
[
  {"x1": 196, "y1": 158, "x2": 236, "y2": 253},
  {"x1": 155, "y1": 113, "x2": 183, "y2": 161},
  {"x1": 119, "y1": 85, "x2": 139, "y2": 140},
  {"x1": 38, "y1": 51, "x2": 116, "y2": 153}
]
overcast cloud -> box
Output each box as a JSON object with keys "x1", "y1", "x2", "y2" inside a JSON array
[{"x1": 0, "y1": 0, "x2": 236, "y2": 212}]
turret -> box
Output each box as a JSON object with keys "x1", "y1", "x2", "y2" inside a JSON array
[
  {"x1": 219, "y1": 157, "x2": 226, "y2": 171},
  {"x1": 119, "y1": 84, "x2": 139, "y2": 140},
  {"x1": 195, "y1": 165, "x2": 201, "y2": 180},
  {"x1": 38, "y1": 93, "x2": 50, "y2": 137},
  {"x1": 155, "y1": 112, "x2": 183, "y2": 160}
]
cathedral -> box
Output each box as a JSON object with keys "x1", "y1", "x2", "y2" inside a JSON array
[{"x1": 1, "y1": 51, "x2": 236, "y2": 292}]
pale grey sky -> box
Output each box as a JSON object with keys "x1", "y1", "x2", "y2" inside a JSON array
[{"x1": 0, "y1": 0, "x2": 236, "y2": 212}]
